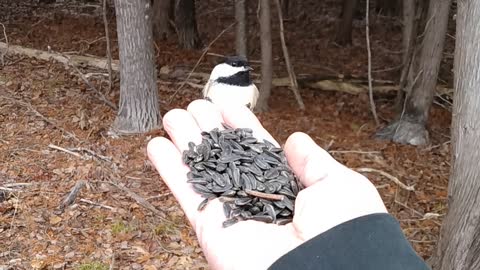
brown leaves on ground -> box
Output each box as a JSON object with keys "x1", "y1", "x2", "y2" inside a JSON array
[{"x1": 0, "y1": 0, "x2": 453, "y2": 269}]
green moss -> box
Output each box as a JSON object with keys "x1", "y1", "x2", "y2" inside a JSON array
[
  {"x1": 76, "y1": 262, "x2": 108, "y2": 270},
  {"x1": 111, "y1": 221, "x2": 132, "y2": 235}
]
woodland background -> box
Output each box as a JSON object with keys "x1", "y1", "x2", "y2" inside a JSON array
[{"x1": 0, "y1": 0, "x2": 468, "y2": 269}]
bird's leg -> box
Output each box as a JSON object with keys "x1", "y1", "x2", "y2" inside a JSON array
[{"x1": 204, "y1": 97, "x2": 213, "y2": 102}]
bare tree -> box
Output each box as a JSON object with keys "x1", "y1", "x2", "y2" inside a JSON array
[
  {"x1": 430, "y1": 1, "x2": 480, "y2": 269},
  {"x1": 174, "y1": 0, "x2": 201, "y2": 49},
  {"x1": 235, "y1": 0, "x2": 247, "y2": 57},
  {"x1": 152, "y1": 0, "x2": 174, "y2": 41},
  {"x1": 112, "y1": 0, "x2": 161, "y2": 134},
  {"x1": 376, "y1": 0, "x2": 451, "y2": 146},
  {"x1": 256, "y1": 0, "x2": 272, "y2": 112},
  {"x1": 335, "y1": 0, "x2": 359, "y2": 46}
]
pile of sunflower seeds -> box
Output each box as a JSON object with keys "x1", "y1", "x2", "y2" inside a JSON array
[{"x1": 182, "y1": 123, "x2": 303, "y2": 228}]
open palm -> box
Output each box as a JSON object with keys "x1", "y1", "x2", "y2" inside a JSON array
[{"x1": 147, "y1": 100, "x2": 387, "y2": 270}]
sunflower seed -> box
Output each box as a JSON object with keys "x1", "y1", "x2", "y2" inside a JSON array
[
  {"x1": 222, "y1": 217, "x2": 239, "y2": 228},
  {"x1": 251, "y1": 215, "x2": 274, "y2": 223},
  {"x1": 198, "y1": 198, "x2": 209, "y2": 211},
  {"x1": 183, "y1": 126, "x2": 303, "y2": 227}
]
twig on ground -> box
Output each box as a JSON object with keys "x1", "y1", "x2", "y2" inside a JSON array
[
  {"x1": 0, "y1": 94, "x2": 81, "y2": 142},
  {"x1": 107, "y1": 181, "x2": 166, "y2": 218},
  {"x1": 365, "y1": 0, "x2": 380, "y2": 126},
  {"x1": 109, "y1": 252, "x2": 115, "y2": 270},
  {"x1": 79, "y1": 198, "x2": 115, "y2": 211},
  {"x1": 274, "y1": 0, "x2": 305, "y2": 110},
  {"x1": 355, "y1": 167, "x2": 415, "y2": 191},
  {"x1": 102, "y1": 0, "x2": 113, "y2": 92},
  {"x1": 374, "y1": 184, "x2": 390, "y2": 189},
  {"x1": 57, "y1": 180, "x2": 86, "y2": 213},
  {"x1": 60, "y1": 52, "x2": 117, "y2": 110},
  {"x1": 167, "y1": 22, "x2": 236, "y2": 104},
  {"x1": 0, "y1": 22, "x2": 8, "y2": 66},
  {"x1": 48, "y1": 144, "x2": 84, "y2": 159},
  {"x1": 146, "y1": 192, "x2": 173, "y2": 201}
]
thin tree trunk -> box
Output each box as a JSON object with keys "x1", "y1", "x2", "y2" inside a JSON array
[
  {"x1": 112, "y1": 0, "x2": 161, "y2": 134},
  {"x1": 152, "y1": 0, "x2": 174, "y2": 41},
  {"x1": 174, "y1": 0, "x2": 201, "y2": 49},
  {"x1": 394, "y1": 0, "x2": 417, "y2": 111},
  {"x1": 335, "y1": 0, "x2": 359, "y2": 46},
  {"x1": 376, "y1": 0, "x2": 451, "y2": 146},
  {"x1": 256, "y1": 0, "x2": 272, "y2": 112},
  {"x1": 281, "y1": 0, "x2": 289, "y2": 18},
  {"x1": 431, "y1": 1, "x2": 480, "y2": 269},
  {"x1": 376, "y1": 0, "x2": 401, "y2": 16},
  {"x1": 235, "y1": 0, "x2": 247, "y2": 57}
]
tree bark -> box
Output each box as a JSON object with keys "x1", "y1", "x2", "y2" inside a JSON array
[
  {"x1": 375, "y1": 0, "x2": 401, "y2": 16},
  {"x1": 152, "y1": 0, "x2": 174, "y2": 41},
  {"x1": 394, "y1": 0, "x2": 417, "y2": 111},
  {"x1": 335, "y1": 0, "x2": 358, "y2": 46},
  {"x1": 431, "y1": 1, "x2": 480, "y2": 269},
  {"x1": 235, "y1": 0, "x2": 247, "y2": 57},
  {"x1": 174, "y1": 0, "x2": 201, "y2": 49},
  {"x1": 256, "y1": 0, "x2": 272, "y2": 112},
  {"x1": 376, "y1": 0, "x2": 451, "y2": 146},
  {"x1": 112, "y1": 0, "x2": 161, "y2": 134}
]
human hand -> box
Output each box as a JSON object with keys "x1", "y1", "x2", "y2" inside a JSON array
[{"x1": 147, "y1": 100, "x2": 388, "y2": 270}]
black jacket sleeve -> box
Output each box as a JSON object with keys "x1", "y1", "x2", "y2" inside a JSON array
[{"x1": 268, "y1": 213, "x2": 430, "y2": 270}]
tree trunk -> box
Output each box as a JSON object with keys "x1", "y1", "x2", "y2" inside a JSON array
[
  {"x1": 335, "y1": 0, "x2": 358, "y2": 46},
  {"x1": 376, "y1": 0, "x2": 451, "y2": 146},
  {"x1": 375, "y1": 0, "x2": 401, "y2": 16},
  {"x1": 431, "y1": 1, "x2": 480, "y2": 269},
  {"x1": 235, "y1": 0, "x2": 247, "y2": 57},
  {"x1": 152, "y1": 0, "x2": 174, "y2": 42},
  {"x1": 394, "y1": 0, "x2": 417, "y2": 111},
  {"x1": 174, "y1": 0, "x2": 201, "y2": 49},
  {"x1": 256, "y1": 0, "x2": 272, "y2": 112},
  {"x1": 281, "y1": 0, "x2": 289, "y2": 18},
  {"x1": 112, "y1": 0, "x2": 161, "y2": 134}
]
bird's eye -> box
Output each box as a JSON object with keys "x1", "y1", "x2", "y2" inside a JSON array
[{"x1": 232, "y1": 62, "x2": 238, "y2": 67}]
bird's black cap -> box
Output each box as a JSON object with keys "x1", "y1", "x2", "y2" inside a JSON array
[{"x1": 225, "y1": 55, "x2": 249, "y2": 67}]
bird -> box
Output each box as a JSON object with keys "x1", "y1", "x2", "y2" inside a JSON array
[{"x1": 202, "y1": 56, "x2": 259, "y2": 110}]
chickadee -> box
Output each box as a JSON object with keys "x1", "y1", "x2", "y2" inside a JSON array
[{"x1": 203, "y1": 56, "x2": 259, "y2": 110}]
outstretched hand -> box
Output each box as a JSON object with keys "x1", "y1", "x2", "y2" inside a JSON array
[{"x1": 147, "y1": 100, "x2": 387, "y2": 270}]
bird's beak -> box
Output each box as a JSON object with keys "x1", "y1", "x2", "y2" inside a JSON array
[{"x1": 245, "y1": 66, "x2": 253, "y2": 71}]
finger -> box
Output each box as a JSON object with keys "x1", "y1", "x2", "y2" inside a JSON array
[
  {"x1": 221, "y1": 105, "x2": 279, "y2": 146},
  {"x1": 187, "y1": 99, "x2": 224, "y2": 132},
  {"x1": 147, "y1": 137, "x2": 203, "y2": 228},
  {"x1": 163, "y1": 108, "x2": 203, "y2": 151},
  {"x1": 284, "y1": 132, "x2": 344, "y2": 187}
]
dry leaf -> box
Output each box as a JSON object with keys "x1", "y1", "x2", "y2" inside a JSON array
[{"x1": 49, "y1": 215, "x2": 62, "y2": 225}]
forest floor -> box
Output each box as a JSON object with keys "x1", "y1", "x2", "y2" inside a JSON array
[{"x1": 0, "y1": 0, "x2": 455, "y2": 269}]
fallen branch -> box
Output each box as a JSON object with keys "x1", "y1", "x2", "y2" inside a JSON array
[
  {"x1": 57, "y1": 180, "x2": 86, "y2": 213},
  {"x1": 0, "y1": 42, "x2": 119, "y2": 70},
  {"x1": 48, "y1": 144, "x2": 85, "y2": 159},
  {"x1": 274, "y1": 0, "x2": 305, "y2": 110},
  {"x1": 355, "y1": 167, "x2": 415, "y2": 191},
  {"x1": 107, "y1": 181, "x2": 166, "y2": 218},
  {"x1": 58, "y1": 51, "x2": 117, "y2": 110},
  {"x1": 79, "y1": 198, "x2": 115, "y2": 211}
]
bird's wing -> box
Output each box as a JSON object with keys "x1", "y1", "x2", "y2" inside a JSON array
[
  {"x1": 202, "y1": 79, "x2": 212, "y2": 98},
  {"x1": 250, "y1": 84, "x2": 260, "y2": 109}
]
